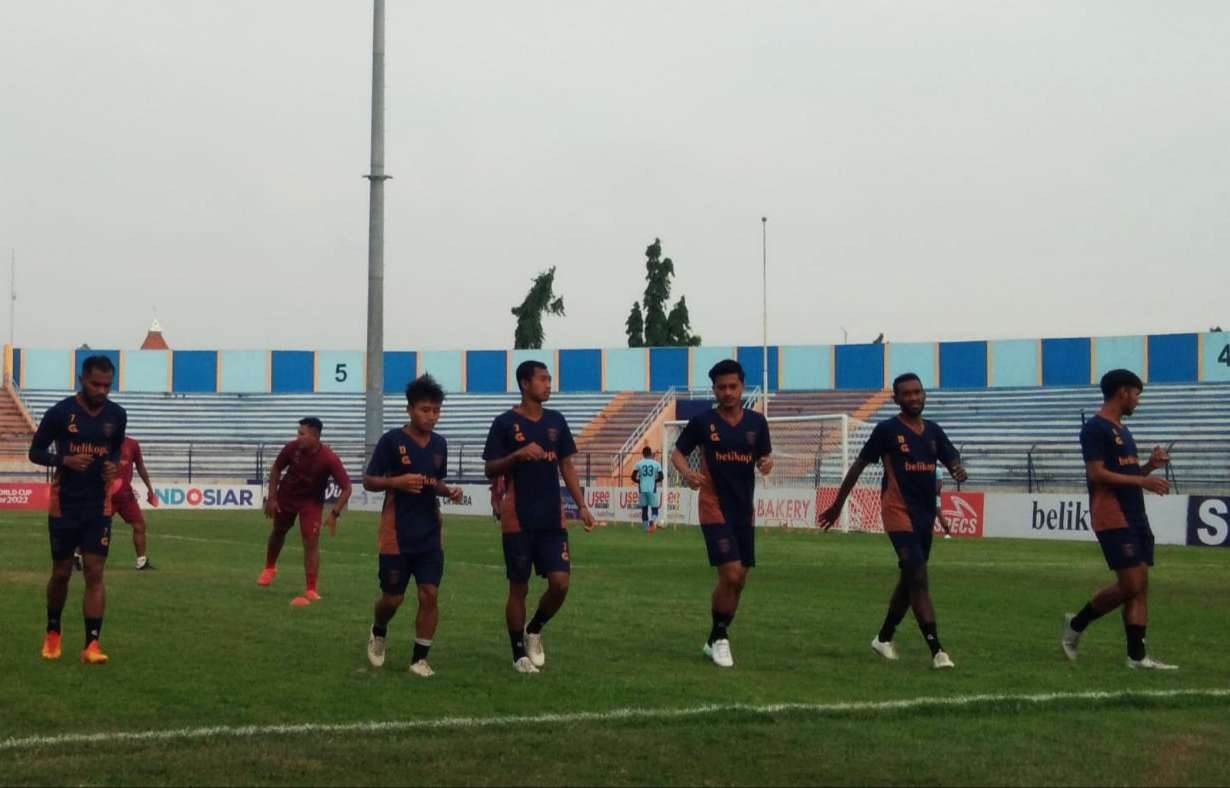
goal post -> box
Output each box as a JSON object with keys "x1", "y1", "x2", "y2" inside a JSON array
[{"x1": 660, "y1": 413, "x2": 885, "y2": 533}]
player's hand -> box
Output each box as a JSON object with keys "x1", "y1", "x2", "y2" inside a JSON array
[
  {"x1": 324, "y1": 511, "x2": 339, "y2": 537},
  {"x1": 579, "y1": 505, "x2": 597, "y2": 533},
  {"x1": 393, "y1": 473, "x2": 428, "y2": 493},
  {"x1": 1141, "y1": 476, "x2": 1169, "y2": 495},
  {"x1": 62, "y1": 454, "x2": 93, "y2": 472},
  {"x1": 682, "y1": 469, "x2": 706, "y2": 490},
  {"x1": 818, "y1": 505, "x2": 842, "y2": 531},
  {"x1": 1149, "y1": 446, "x2": 1170, "y2": 467},
  {"x1": 757, "y1": 455, "x2": 774, "y2": 475},
  {"x1": 518, "y1": 442, "x2": 547, "y2": 462},
  {"x1": 446, "y1": 486, "x2": 464, "y2": 503},
  {"x1": 950, "y1": 464, "x2": 969, "y2": 483},
  {"x1": 263, "y1": 497, "x2": 280, "y2": 519},
  {"x1": 146, "y1": 490, "x2": 160, "y2": 507}
]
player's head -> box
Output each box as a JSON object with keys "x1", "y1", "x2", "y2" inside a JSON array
[
  {"x1": 892, "y1": 373, "x2": 926, "y2": 417},
  {"x1": 1100, "y1": 369, "x2": 1144, "y2": 415},
  {"x1": 297, "y1": 417, "x2": 323, "y2": 449},
  {"x1": 405, "y1": 374, "x2": 445, "y2": 432},
  {"x1": 78, "y1": 355, "x2": 115, "y2": 406},
  {"x1": 708, "y1": 359, "x2": 745, "y2": 408},
  {"x1": 516, "y1": 360, "x2": 552, "y2": 404},
  {"x1": 642, "y1": 446, "x2": 653, "y2": 458}
]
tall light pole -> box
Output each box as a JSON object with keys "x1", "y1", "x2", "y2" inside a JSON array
[
  {"x1": 761, "y1": 217, "x2": 768, "y2": 416},
  {"x1": 363, "y1": 0, "x2": 391, "y2": 455}
]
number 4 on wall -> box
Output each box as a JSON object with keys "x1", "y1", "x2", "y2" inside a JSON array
[{"x1": 1219, "y1": 344, "x2": 1230, "y2": 368}]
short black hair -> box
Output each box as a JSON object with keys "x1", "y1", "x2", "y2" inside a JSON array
[
  {"x1": 80, "y1": 355, "x2": 115, "y2": 376},
  {"x1": 516, "y1": 360, "x2": 548, "y2": 390},
  {"x1": 299, "y1": 417, "x2": 323, "y2": 434},
  {"x1": 642, "y1": 446, "x2": 653, "y2": 457},
  {"x1": 405, "y1": 373, "x2": 445, "y2": 406},
  {"x1": 1100, "y1": 369, "x2": 1144, "y2": 400},
  {"x1": 892, "y1": 372, "x2": 922, "y2": 395},
  {"x1": 708, "y1": 359, "x2": 744, "y2": 383}
]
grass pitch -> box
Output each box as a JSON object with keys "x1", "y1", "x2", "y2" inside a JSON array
[{"x1": 1, "y1": 509, "x2": 1228, "y2": 786}]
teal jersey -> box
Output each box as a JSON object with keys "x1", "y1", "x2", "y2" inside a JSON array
[{"x1": 634, "y1": 459, "x2": 662, "y2": 494}]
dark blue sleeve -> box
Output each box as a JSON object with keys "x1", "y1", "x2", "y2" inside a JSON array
[
  {"x1": 28, "y1": 405, "x2": 62, "y2": 467},
  {"x1": 857, "y1": 422, "x2": 889, "y2": 465},
  {"x1": 438, "y1": 436, "x2": 449, "y2": 482},
  {"x1": 1080, "y1": 421, "x2": 1105, "y2": 464},
  {"x1": 556, "y1": 414, "x2": 577, "y2": 460},
  {"x1": 756, "y1": 414, "x2": 772, "y2": 459},
  {"x1": 934, "y1": 424, "x2": 958, "y2": 466},
  {"x1": 674, "y1": 416, "x2": 704, "y2": 455},
  {"x1": 365, "y1": 434, "x2": 392, "y2": 477},
  {"x1": 109, "y1": 408, "x2": 127, "y2": 463},
  {"x1": 482, "y1": 415, "x2": 509, "y2": 461}
]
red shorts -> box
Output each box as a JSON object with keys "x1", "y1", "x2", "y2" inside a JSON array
[
  {"x1": 275, "y1": 502, "x2": 323, "y2": 539},
  {"x1": 112, "y1": 490, "x2": 144, "y2": 525}
]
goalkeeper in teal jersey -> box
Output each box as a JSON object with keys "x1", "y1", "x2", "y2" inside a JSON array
[{"x1": 631, "y1": 447, "x2": 664, "y2": 532}]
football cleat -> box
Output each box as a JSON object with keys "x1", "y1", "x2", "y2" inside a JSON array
[
  {"x1": 367, "y1": 631, "x2": 386, "y2": 668},
  {"x1": 513, "y1": 656, "x2": 540, "y2": 674},
  {"x1": 871, "y1": 637, "x2": 900, "y2": 661},
  {"x1": 932, "y1": 651, "x2": 955, "y2": 670},
  {"x1": 703, "y1": 639, "x2": 734, "y2": 668},
  {"x1": 1127, "y1": 655, "x2": 1178, "y2": 671},
  {"x1": 409, "y1": 660, "x2": 435, "y2": 678},
  {"x1": 80, "y1": 640, "x2": 109, "y2": 665},
  {"x1": 290, "y1": 595, "x2": 311, "y2": 607},
  {"x1": 256, "y1": 567, "x2": 276, "y2": 586},
  {"x1": 1061, "y1": 613, "x2": 1081, "y2": 661},
  {"x1": 41, "y1": 632, "x2": 62, "y2": 660},
  {"x1": 524, "y1": 631, "x2": 546, "y2": 668},
  {"x1": 305, "y1": 590, "x2": 322, "y2": 602}
]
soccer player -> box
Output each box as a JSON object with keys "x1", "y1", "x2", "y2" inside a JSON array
[
  {"x1": 1060, "y1": 369, "x2": 1176, "y2": 670},
  {"x1": 483, "y1": 360, "x2": 597, "y2": 674},
  {"x1": 29, "y1": 355, "x2": 127, "y2": 664},
  {"x1": 259, "y1": 417, "x2": 352, "y2": 605},
  {"x1": 363, "y1": 375, "x2": 463, "y2": 677},
  {"x1": 632, "y1": 445, "x2": 663, "y2": 532},
  {"x1": 670, "y1": 359, "x2": 772, "y2": 668},
  {"x1": 819, "y1": 372, "x2": 966, "y2": 670},
  {"x1": 110, "y1": 436, "x2": 160, "y2": 569}
]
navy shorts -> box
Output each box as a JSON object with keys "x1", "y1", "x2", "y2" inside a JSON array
[
  {"x1": 49, "y1": 513, "x2": 112, "y2": 561},
  {"x1": 1096, "y1": 525, "x2": 1154, "y2": 571},
  {"x1": 887, "y1": 526, "x2": 933, "y2": 571},
  {"x1": 701, "y1": 522, "x2": 755, "y2": 568},
  {"x1": 378, "y1": 549, "x2": 445, "y2": 595},
  {"x1": 503, "y1": 530, "x2": 570, "y2": 583}
]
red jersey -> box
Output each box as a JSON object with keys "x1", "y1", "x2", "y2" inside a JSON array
[
  {"x1": 116, "y1": 437, "x2": 143, "y2": 495},
  {"x1": 274, "y1": 441, "x2": 351, "y2": 507}
]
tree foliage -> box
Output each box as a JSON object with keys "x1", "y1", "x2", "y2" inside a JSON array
[
  {"x1": 625, "y1": 302, "x2": 645, "y2": 347},
  {"x1": 511, "y1": 267, "x2": 565, "y2": 349},
  {"x1": 634, "y1": 237, "x2": 700, "y2": 347}
]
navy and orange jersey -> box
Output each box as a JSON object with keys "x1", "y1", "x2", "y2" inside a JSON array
[
  {"x1": 1080, "y1": 415, "x2": 1148, "y2": 532},
  {"x1": 482, "y1": 407, "x2": 577, "y2": 534},
  {"x1": 366, "y1": 428, "x2": 448, "y2": 555},
  {"x1": 674, "y1": 408, "x2": 771, "y2": 527},
  {"x1": 275, "y1": 441, "x2": 351, "y2": 508},
  {"x1": 29, "y1": 395, "x2": 127, "y2": 515},
  {"x1": 857, "y1": 415, "x2": 958, "y2": 533}
]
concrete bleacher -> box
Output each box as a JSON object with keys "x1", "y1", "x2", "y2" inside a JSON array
[
  {"x1": 16, "y1": 390, "x2": 613, "y2": 484},
  {"x1": 860, "y1": 383, "x2": 1230, "y2": 493}
]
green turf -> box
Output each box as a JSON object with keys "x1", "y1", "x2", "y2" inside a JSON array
[{"x1": 1, "y1": 510, "x2": 1228, "y2": 786}]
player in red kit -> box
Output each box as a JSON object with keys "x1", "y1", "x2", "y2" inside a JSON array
[
  {"x1": 109, "y1": 437, "x2": 159, "y2": 570},
  {"x1": 259, "y1": 417, "x2": 353, "y2": 606}
]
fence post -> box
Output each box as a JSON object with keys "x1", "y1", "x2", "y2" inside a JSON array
[
  {"x1": 585, "y1": 453, "x2": 592, "y2": 486},
  {"x1": 188, "y1": 443, "x2": 194, "y2": 484}
]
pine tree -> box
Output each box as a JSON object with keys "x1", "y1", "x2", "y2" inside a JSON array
[
  {"x1": 625, "y1": 302, "x2": 645, "y2": 347},
  {"x1": 510, "y1": 267, "x2": 565, "y2": 349}
]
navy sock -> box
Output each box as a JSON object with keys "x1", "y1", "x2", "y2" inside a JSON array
[
  {"x1": 708, "y1": 610, "x2": 733, "y2": 645},
  {"x1": 47, "y1": 607, "x2": 63, "y2": 634},
  {"x1": 878, "y1": 609, "x2": 906, "y2": 643},
  {"x1": 372, "y1": 625, "x2": 388, "y2": 638},
  {"x1": 526, "y1": 608, "x2": 553, "y2": 635},
  {"x1": 412, "y1": 639, "x2": 431, "y2": 664},
  {"x1": 84, "y1": 617, "x2": 102, "y2": 647},
  {"x1": 510, "y1": 630, "x2": 527, "y2": 661},
  {"x1": 1070, "y1": 603, "x2": 1103, "y2": 633},
  {"x1": 1125, "y1": 624, "x2": 1147, "y2": 661},
  {"x1": 918, "y1": 621, "x2": 942, "y2": 657}
]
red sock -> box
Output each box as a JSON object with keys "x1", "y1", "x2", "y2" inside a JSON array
[{"x1": 306, "y1": 572, "x2": 318, "y2": 592}]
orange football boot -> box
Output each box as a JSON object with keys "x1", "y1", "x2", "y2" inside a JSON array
[
  {"x1": 80, "y1": 640, "x2": 109, "y2": 665},
  {"x1": 257, "y1": 567, "x2": 277, "y2": 586},
  {"x1": 41, "y1": 631, "x2": 62, "y2": 660}
]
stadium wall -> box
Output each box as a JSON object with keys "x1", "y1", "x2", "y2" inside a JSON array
[{"x1": 8, "y1": 331, "x2": 1229, "y2": 393}]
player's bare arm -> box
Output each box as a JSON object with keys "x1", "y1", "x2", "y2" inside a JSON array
[
  {"x1": 1142, "y1": 446, "x2": 1170, "y2": 475},
  {"x1": 264, "y1": 459, "x2": 285, "y2": 517},
  {"x1": 363, "y1": 473, "x2": 428, "y2": 494},
  {"x1": 757, "y1": 454, "x2": 774, "y2": 476},
  {"x1": 135, "y1": 454, "x2": 159, "y2": 505},
  {"x1": 1085, "y1": 460, "x2": 1169, "y2": 495},
  {"x1": 945, "y1": 460, "x2": 968, "y2": 483},
  {"x1": 819, "y1": 458, "x2": 870, "y2": 529},
  {"x1": 670, "y1": 448, "x2": 706, "y2": 489},
  {"x1": 559, "y1": 455, "x2": 596, "y2": 532}
]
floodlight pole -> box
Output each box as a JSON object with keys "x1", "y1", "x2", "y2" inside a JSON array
[
  {"x1": 363, "y1": 0, "x2": 391, "y2": 455},
  {"x1": 761, "y1": 217, "x2": 768, "y2": 416}
]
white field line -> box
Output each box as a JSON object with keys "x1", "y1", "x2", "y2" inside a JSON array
[{"x1": 2, "y1": 688, "x2": 1227, "y2": 753}]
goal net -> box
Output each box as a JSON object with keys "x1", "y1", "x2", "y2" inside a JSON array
[{"x1": 661, "y1": 413, "x2": 886, "y2": 532}]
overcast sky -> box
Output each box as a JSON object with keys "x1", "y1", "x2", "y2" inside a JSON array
[{"x1": 2, "y1": 1, "x2": 1227, "y2": 351}]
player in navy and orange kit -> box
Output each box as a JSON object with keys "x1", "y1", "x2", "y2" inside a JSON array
[
  {"x1": 363, "y1": 375, "x2": 462, "y2": 677},
  {"x1": 671, "y1": 359, "x2": 773, "y2": 668},
  {"x1": 820, "y1": 373, "x2": 966, "y2": 670},
  {"x1": 29, "y1": 355, "x2": 127, "y2": 664},
  {"x1": 1061, "y1": 369, "x2": 1177, "y2": 670},
  {"x1": 110, "y1": 436, "x2": 159, "y2": 569},
  {"x1": 483, "y1": 360, "x2": 597, "y2": 674},
  {"x1": 260, "y1": 417, "x2": 352, "y2": 606}
]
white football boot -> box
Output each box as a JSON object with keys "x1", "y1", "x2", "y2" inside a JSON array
[
  {"x1": 525, "y1": 631, "x2": 546, "y2": 668},
  {"x1": 932, "y1": 651, "x2": 955, "y2": 670},
  {"x1": 702, "y1": 639, "x2": 734, "y2": 668},
  {"x1": 513, "y1": 656, "x2": 540, "y2": 674},
  {"x1": 367, "y1": 631, "x2": 386, "y2": 668},
  {"x1": 1061, "y1": 613, "x2": 1081, "y2": 662},
  {"x1": 871, "y1": 638, "x2": 900, "y2": 661},
  {"x1": 1127, "y1": 655, "x2": 1178, "y2": 670}
]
